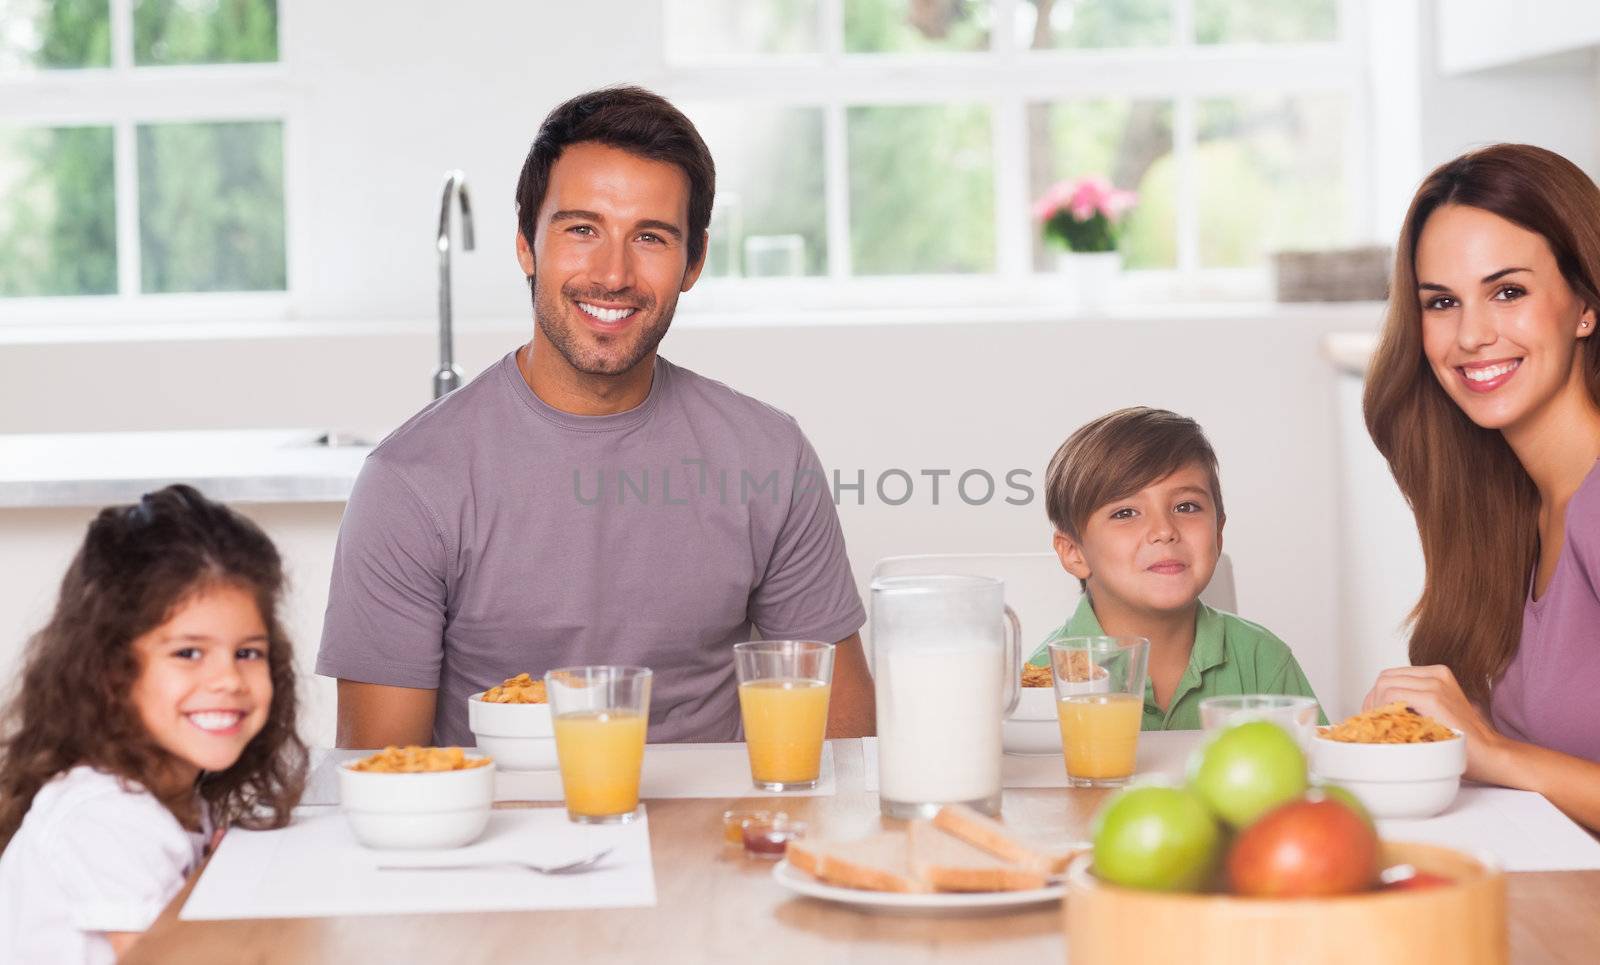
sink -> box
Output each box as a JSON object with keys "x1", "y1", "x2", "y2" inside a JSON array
[{"x1": 292, "y1": 430, "x2": 373, "y2": 449}]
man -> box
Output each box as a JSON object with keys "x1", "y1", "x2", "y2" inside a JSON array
[{"x1": 316, "y1": 86, "x2": 874, "y2": 747}]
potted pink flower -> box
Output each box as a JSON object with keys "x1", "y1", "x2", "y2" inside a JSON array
[
  {"x1": 1034, "y1": 175, "x2": 1137, "y2": 253},
  {"x1": 1033, "y1": 176, "x2": 1137, "y2": 308}
]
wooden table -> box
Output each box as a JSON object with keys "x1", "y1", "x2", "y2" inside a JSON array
[{"x1": 128, "y1": 741, "x2": 1600, "y2": 964}]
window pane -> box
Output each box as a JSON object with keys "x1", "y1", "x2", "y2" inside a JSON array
[
  {"x1": 133, "y1": 0, "x2": 277, "y2": 66},
  {"x1": 1195, "y1": 0, "x2": 1337, "y2": 45},
  {"x1": 0, "y1": 126, "x2": 116, "y2": 296},
  {"x1": 684, "y1": 105, "x2": 826, "y2": 277},
  {"x1": 1018, "y1": 0, "x2": 1172, "y2": 50},
  {"x1": 1196, "y1": 95, "x2": 1346, "y2": 268},
  {"x1": 1031, "y1": 99, "x2": 1175, "y2": 269},
  {"x1": 138, "y1": 121, "x2": 285, "y2": 293},
  {"x1": 0, "y1": 0, "x2": 110, "y2": 72},
  {"x1": 848, "y1": 104, "x2": 993, "y2": 274},
  {"x1": 664, "y1": 0, "x2": 819, "y2": 60},
  {"x1": 845, "y1": 0, "x2": 990, "y2": 53}
]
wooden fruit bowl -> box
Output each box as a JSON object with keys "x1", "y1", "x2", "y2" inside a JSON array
[{"x1": 1064, "y1": 842, "x2": 1506, "y2": 965}]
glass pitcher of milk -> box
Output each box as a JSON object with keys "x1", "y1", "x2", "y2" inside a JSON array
[{"x1": 870, "y1": 574, "x2": 1022, "y2": 819}]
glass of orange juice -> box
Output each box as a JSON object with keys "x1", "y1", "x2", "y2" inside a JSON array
[
  {"x1": 733, "y1": 640, "x2": 835, "y2": 791},
  {"x1": 545, "y1": 666, "x2": 652, "y2": 824},
  {"x1": 1047, "y1": 636, "x2": 1149, "y2": 788}
]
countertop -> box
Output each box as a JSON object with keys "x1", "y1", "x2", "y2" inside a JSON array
[
  {"x1": 1322, "y1": 331, "x2": 1379, "y2": 375},
  {"x1": 0, "y1": 429, "x2": 373, "y2": 509}
]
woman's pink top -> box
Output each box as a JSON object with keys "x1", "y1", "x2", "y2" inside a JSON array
[{"x1": 1490, "y1": 460, "x2": 1600, "y2": 763}]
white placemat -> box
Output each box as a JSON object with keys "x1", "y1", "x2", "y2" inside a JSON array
[
  {"x1": 861, "y1": 735, "x2": 1600, "y2": 873},
  {"x1": 181, "y1": 805, "x2": 655, "y2": 920},
  {"x1": 1378, "y1": 786, "x2": 1600, "y2": 872},
  {"x1": 304, "y1": 741, "x2": 838, "y2": 806},
  {"x1": 861, "y1": 731, "x2": 1196, "y2": 791}
]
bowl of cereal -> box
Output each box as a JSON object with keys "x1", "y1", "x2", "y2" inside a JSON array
[
  {"x1": 1310, "y1": 703, "x2": 1467, "y2": 819},
  {"x1": 339, "y1": 746, "x2": 495, "y2": 849},
  {"x1": 1002, "y1": 663, "x2": 1080, "y2": 756},
  {"x1": 468, "y1": 672, "x2": 557, "y2": 771}
]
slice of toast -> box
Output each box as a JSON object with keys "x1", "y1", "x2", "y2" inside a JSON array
[
  {"x1": 786, "y1": 830, "x2": 928, "y2": 893},
  {"x1": 907, "y1": 820, "x2": 1049, "y2": 892},
  {"x1": 932, "y1": 803, "x2": 1084, "y2": 876}
]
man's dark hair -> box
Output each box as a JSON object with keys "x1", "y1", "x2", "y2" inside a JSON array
[{"x1": 515, "y1": 86, "x2": 715, "y2": 270}]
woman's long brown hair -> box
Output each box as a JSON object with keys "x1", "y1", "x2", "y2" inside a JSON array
[
  {"x1": 1364, "y1": 144, "x2": 1600, "y2": 705},
  {"x1": 0, "y1": 485, "x2": 307, "y2": 849}
]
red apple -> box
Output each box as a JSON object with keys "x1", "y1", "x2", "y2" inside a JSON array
[
  {"x1": 1308, "y1": 782, "x2": 1373, "y2": 829},
  {"x1": 1227, "y1": 798, "x2": 1380, "y2": 897}
]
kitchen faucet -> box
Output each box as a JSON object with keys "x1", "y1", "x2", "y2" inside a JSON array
[{"x1": 434, "y1": 170, "x2": 474, "y2": 399}]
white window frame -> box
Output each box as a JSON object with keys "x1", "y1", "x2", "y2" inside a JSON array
[
  {"x1": 0, "y1": 0, "x2": 301, "y2": 323},
  {"x1": 660, "y1": 0, "x2": 1373, "y2": 312}
]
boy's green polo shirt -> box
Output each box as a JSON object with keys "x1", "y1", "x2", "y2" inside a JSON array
[{"x1": 1025, "y1": 596, "x2": 1327, "y2": 731}]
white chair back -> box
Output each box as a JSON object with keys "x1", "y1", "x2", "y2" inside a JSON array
[{"x1": 867, "y1": 552, "x2": 1238, "y2": 655}]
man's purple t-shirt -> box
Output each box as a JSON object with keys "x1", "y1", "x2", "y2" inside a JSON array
[
  {"x1": 1491, "y1": 459, "x2": 1600, "y2": 763},
  {"x1": 315, "y1": 352, "x2": 865, "y2": 745}
]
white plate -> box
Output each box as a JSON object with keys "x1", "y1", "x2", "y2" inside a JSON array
[{"x1": 770, "y1": 859, "x2": 1066, "y2": 915}]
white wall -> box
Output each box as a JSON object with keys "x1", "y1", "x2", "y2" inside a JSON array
[
  {"x1": 1333, "y1": 371, "x2": 1425, "y2": 712},
  {"x1": 1365, "y1": 1, "x2": 1600, "y2": 243},
  {"x1": 10, "y1": 0, "x2": 1600, "y2": 744},
  {"x1": 281, "y1": 0, "x2": 663, "y2": 324},
  {"x1": 272, "y1": 0, "x2": 1600, "y2": 324},
  {"x1": 1419, "y1": 2, "x2": 1600, "y2": 175},
  {"x1": 1435, "y1": 0, "x2": 1600, "y2": 75},
  {"x1": 0, "y1": 305, "x2": 1379, "y2": 743}
]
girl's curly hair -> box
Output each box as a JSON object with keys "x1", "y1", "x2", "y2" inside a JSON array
[{"x1": 0, "y1": 485, "x2": 306, "y2": 847}]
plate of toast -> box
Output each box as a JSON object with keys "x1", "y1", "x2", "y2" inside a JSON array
[{"x1": 774, "y1": 804, "x2": 1086, "y2": 914}]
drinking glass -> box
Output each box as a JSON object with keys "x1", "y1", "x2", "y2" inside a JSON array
[
  {"x1": 1199, "y1": 694, "x2": 1321, "y2": 747},
  {"x1": 545, "y1": 666, "x2": 652, "y2": 824},
  {"x1": 734, "y1": 640, "x2": 835, "y2": 791},
  {"x1": 1048, "y1": 636, "x2": 1150, "y2": 787}
]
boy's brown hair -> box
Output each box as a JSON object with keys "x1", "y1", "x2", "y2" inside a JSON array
[{"x1": 1045, "y1": 406, "x2": 1226, "y2": 544}]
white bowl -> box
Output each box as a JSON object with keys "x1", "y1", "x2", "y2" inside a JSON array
[
  {"x1": 1309, "y1": 731, "x2": 1467, "y2": 819},
  {"x1": 338, "y1": 756, "x2": 495, "y2": 849},
  {"x1": 468, "y1": 691, "x2": 557, "y2": 771},
  {"x1": 1011, "y1": 685, "x2": 1058, "y2": 721},
  {"x1": 1003, "y1": 687, "x2": 1062, "y2": 755},
  {"x1": 1003, "y1": 675, "x2": 1118, "y2": 755}
]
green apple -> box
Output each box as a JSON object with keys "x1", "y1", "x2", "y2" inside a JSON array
[
  {"x1": 1188, "y1": 720, "x2": 1308, "y2": 829},
  {"x1": 1092, "y1": 784, "x2": 1221, "y2": 892}
]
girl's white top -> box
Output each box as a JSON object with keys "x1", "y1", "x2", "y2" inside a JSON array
[{"x1": 0, "y1": 766, "x2": 209, "y2": 964}]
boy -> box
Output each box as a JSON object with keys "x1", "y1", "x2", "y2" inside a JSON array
[{"x1": 1026, "y1": 407, "x2": 1323, "y2": 730}]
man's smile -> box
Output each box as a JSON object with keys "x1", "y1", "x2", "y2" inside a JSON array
[{"x1": 576, "y1": 300, "x2": 639, "y2": 325}]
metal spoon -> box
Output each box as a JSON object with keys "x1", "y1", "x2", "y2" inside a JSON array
[{"x1": 377, "y1": 848, "x2": 613, "y2": 875}]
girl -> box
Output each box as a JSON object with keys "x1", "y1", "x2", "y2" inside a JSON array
[
  {"x1": 1362, "y1": 143, "x2": 1600, "y2": 831},
  {"x1": 0, "y1": 485, "x2": 306, "y2": 962}
]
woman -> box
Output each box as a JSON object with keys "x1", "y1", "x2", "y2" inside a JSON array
[{"x1": 1363, "y1": 143, "x2": 1600, "y2": 831}]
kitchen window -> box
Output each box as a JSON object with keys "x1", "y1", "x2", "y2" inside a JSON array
[
  {"x1": 0, "y1": 0, "x2": 288, "y2": 311},
  {"x1": 662, "y1": 0, "x2": 1369, "y2": 305}
]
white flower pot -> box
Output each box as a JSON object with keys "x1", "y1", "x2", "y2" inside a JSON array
[{"x1": 1056, "y1": 250, "x2": 1122, "y2": 312}]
